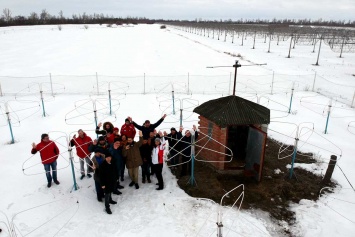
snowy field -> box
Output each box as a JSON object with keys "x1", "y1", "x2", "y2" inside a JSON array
[{"x1": 0, "y1": 24, "x2": 354, "y2": 236}]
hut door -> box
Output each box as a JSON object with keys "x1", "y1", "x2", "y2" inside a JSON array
[{"x1": 244, "y1": 126, "x2": 267, "y2": 182}]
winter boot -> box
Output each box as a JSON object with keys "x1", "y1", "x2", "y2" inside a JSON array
[
  {"x1": 135, "y1": 183, "x2": 139, "y2": 189},
  {"x1": 54, "y1": 180, "x2": 60, "y2": 185},
  {"x1": 87, "y1": 173, "x2": 92, "y2": 178},
  {"x1": 129, "y1": 181, "x2": 135, "y2": 187},
  {"x1": 47, "y1": 182, "x2": 51, "y2": 188},
  {"x1": 113, "y1": 190, "x2": 122, "y2": 195},
  {"x1": 147, "y1": 177, "x2": 151, "y2": 183},
  {"x1": 80, "y1": 174, "x2": 85, "y2": 180},
  {"x1": 105, "y1": 207, "x2": 112, "y2": 214},
  {"x1": 142, "y1": 178, "x2": 146, "y2": 184},
  {"x1": 109, "y1": 199, "x2": 117, "y2": 205}
]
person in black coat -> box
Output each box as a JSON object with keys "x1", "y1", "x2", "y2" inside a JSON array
[
  {"x1": 127, "y1": 114, "x2": 167, "y2": 139},
  {"x1": 109, "y1": 138, "x2": 124, "y2": 194},
  {"x1": 99, "y1": 153, "x2": 118, "y2": 214},
  {"x1": 178, "y1": 125, "x2": 198, "y2": 177},
  {"x1": 139, "y1": 138, "x2": 153, "y2": 183},
  {"x1": 164, "y1": 127, "x2": 183, "y2": 169}
]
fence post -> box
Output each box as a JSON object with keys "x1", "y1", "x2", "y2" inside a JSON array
[
  {"x1": 289, "y1": 128, "x2": 299, "y2": 179},
  {"x1": 180, "y1": 109, "x2": 183, "y2": 127},
  {"x1": 287, "y1": 36, "x2": 293, "y2": 58},
  {"x1": 108, "y1": 82, "x2": 112, "y2": 115},
  {"x1": 321, "y1": 155, "x2": 337, "y2": 185},
  {"x1": 172, "y1": 90, "x2": 175, "y2": 115},
  {"x1": 69, "y1": 147, "x2": 79, "y2": 191},
  {"x1": 96, "y1": 72, "x2": 99, "y2": 95},
  {"x1": 315, "y1": 36, "x2": 322, "y2": 66},
  {"x1": 351, "y1": 90, "x2": 355, "y2": 108},
  {"x1": 188, "y1": 134, "x2": 197, "y2": 186},
  {"x1": 288, "y1": 83, "x2": 295, "y2": 114},
  {"x1": 0, "y1": 81, "x2": 3, "y2": 96},
  {"x1": 271, "y1": 71, "x2": 274, "y2": 95},
  {"x1": 187, "y1": 72, "x2": 190, "y2": 95},
  {"x1": 40, "y1": 89, "x2": 46, "y2": 117},
  {"x1": 49, "y1": 73, "x2": 54, "y2": 97},
  {"x1": 144, "y1": 73, "x2": 146, "y2": 94},
  {"x1": 324, "y1": 100, "x2": 332, "y2": 134},
  {"x1": 312, "y1": 71, "x2": 317, "y2": 92},
  {"x1": 5, "y1": 102, "x2": 15, "y2": 144}
]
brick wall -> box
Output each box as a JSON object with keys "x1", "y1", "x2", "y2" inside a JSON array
[{"x1": 196, "y1": 115, "x2": 227, "y2": 170}]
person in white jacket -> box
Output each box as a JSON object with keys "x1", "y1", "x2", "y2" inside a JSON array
[{"x1": 151, "y1": 133, "x2": 166, "y2": 190}]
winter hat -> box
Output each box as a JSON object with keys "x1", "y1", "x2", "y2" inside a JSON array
[
  {"x1": 125, "y1": 118, "x2": 130, "y2": 122},
  {"x1": 41, "y1": 133, "x2": 49, "y2": 140},
  {"x1": 113, "y1": 127, "x2": 119, "y2": 132},
  {"x1": 98, "y1": 136, "x2": 105, "y2": 141},
  {"x1": 170, "y1": 127, "x2": 176, "y2": 131},
  {"x1": 78, "y1": 129, "x2": 83, "y2": 133},
  {"x1": 154, "y1": 138, "x2": 161, "y2": 143},
  {"x1": 104, "y1": 152, "x2": 112, "y2": 158},
  {"x1": 114, "y1": 138, "x2": 121, "y2": 143},
  {"x1": 94, "y1": 148, "x2": 103, "y2": 153}
]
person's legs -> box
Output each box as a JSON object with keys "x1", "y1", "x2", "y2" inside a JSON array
[
  {"x1": 104, "y1": 191, "x2": 111, "y2": 209},
  {"x1": 43, "y1": 164, "x2": 52, "y2": 184},
  {"x1": 121, "y1": 160, "x2": 126, "y2": 181},
  {"x1": 155, "y1": 164, "x2": 164, "y2": 189},
  {"x1": 51, "y1": 161, "x2": 58, "y2": 183},
  {"x1": 79, "y1": 158, "x2": 85, "y2": 175},
  {"x1": 133, "y1": 167, "x2": 139, "y2": 183},
  {"x1": 146, "y1": 163, "x2": 151, "y2": 182},
  {"x1": 128, "y1": 168, "x2": 135, "y2": 186},
  {"x1": 95, "y1": 181, "x2": 104, "y2": 200},
  {"x1": 84, "y1": 157, "x2": 92, "y2": 174},
  {"x1": 181, "y1": 154, "x2": 188, "y2": 176}
]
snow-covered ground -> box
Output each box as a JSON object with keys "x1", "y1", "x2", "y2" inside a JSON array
[{"x1": 0, "y1": 24, "x2": 354, "y2": 236}]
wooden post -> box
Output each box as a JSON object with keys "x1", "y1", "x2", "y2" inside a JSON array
[{"x1": 322, "y1": 155, "x2": 337, "y2": 184}]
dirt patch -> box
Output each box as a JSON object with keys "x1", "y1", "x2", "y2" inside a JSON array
[{"x1": 175, "y1": 137, "x2": 336, "y2": 236}]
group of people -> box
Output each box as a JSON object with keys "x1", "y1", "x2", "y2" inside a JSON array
[{"x1": 31, "y1": 114, "x2": 198, "y2": 215}]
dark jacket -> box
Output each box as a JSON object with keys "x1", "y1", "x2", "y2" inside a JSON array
[
  {"x1": 99, "y1": 160, "x2": 117, "y2": 193},
  {"x1": 89, "y1": 141, "x2": 109, "y2": 153},
  {"x1": 179, "y1": 131, "x2": 199, "y2": 157},
  {"x1": 132, "y1": 117, "x2": 164, "y2": 139},
  {"x1": 109, "y1": 145, "x2": 124, "y2": 173},
  {"x1": 165, "y1": 132, "x2": 182, "y2": 150},
  {"x1": 140, "y1": 143, "x2": 152, "y2": 163},
  {"x1": 122, "y1": 137, "x2": 143, "y2": 168},
  {"x1": 92, "y1": 154, "x2": 105, "y2": 182}
]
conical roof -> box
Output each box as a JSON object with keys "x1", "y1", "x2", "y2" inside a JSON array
[{"x1": 193, "y1": 95, "x2": 270, "y2": 127}]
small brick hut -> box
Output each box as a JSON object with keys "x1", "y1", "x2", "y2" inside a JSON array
[{"x1": 193, "y1": 95, "x2": 270, "y2": 182}]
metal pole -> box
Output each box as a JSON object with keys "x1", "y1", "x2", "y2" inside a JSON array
[
  {"x1": 231, "y1": 31, "x2": 234, "y2": 43},
  {"x1": 315, "y1": 36, "x2": 322, "y2": 66},
  {"x1": 187, "y1": 73, "x2": 190, "y2": 95},
  {"x1": 69, "y1": 148, "x2": 79, "y2": 191},
  {"x1": 339, "y1": 37, "x2": 345, "y2": 58},
  {"x1": 312, "y1": 71, "x2": 317, "y2": 92},
  {"x1": 271, "y1": 71, "x2": 274, "y2": 94},
  {"x1": 172, "y1": 90, "x2": 175, "y2": 115},
  {"x1": 312, "y1": 37, "x2": 317, "y2": 53},
  {"x1": 287, "y1": 36, "x2": 293, "y2": 58},
  {"x1": 96, "y1": 72, "x2": 99, "y2": 95},
  {"x1": 241, "y1": 31, "x2": 244, "y2": 46},
  {"x1": 252, "y1": 31, "x2": 256, "y2": 49},
  {"x1": 229, "y1": 72, "x2": 232, "y2": 95},
  {"x1": 5, "y1": 103, "x2": 14, "y2": 144},
  {"x1": 352, "y1": 91, "x2": 355, "y2": 108},
  {"x1": 144, "y1": 73, "x2": 146, "y2": 94},
  {"x1": 268, "y1": 35, "x2": 271, "y2": 53},
  {"x1": 93, "y1": 100, "x2": 98, "y2": 138},
  {"x1": 0, "y1": 81, "x2": 3, "y2": 96},
  {"x1": 288, "y1": 85, "x2": 294, "y2": 114},
  {"x1": 108, "y1": 83, "x2": 112, "y2": 115},
  {"x1": 324, "y1": 101, "x2": 332, "y2": 134},
  {"x1": 289, "y1": 137, "x2": 299, "y2": 179},
  {"x1": 49, "y1": 73, "x2": 54, "y2": 97},
  {"x1": 40, "y1": 91, "x2": 46, "y2": 117},
  {"x1": 180, "y1": 109, "x2": 183, "y2": 127},
  {"x1": 188, "y1": 134, "x2": 196, "y2": 186},
  {"x1": 232, "y1": 61, "x2": 240, "y2": 96}
]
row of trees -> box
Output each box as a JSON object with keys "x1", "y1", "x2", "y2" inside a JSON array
[
  {"x1": 0, "y1": 8, "x2": 156, "y2": 26},
  {"x1": 1, "y1": 8, "x2": 355, "y2": 27}
]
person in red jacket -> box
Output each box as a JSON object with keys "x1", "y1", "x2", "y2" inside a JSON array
[
  {"x1": 31, "y1": 133, "x2": 60, "y2": 188},
  {"x1": 70, "y1": 129, "x2": 93, "y2": 180},
  {"x1": 121, "y1": 118, "x2": 136, "y2": 139}
]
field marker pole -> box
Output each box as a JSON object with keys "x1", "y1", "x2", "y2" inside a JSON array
[
  {"x1": 324, "y1": 100, "x2": 332, "y2": 134},
  {"x1": 180, "y1": 109, "x2": 183, "y2": 127},
  {"x1": 288, "y1": 83, "x2": 295, "y2": 114},
  {"x1": 96, "y1": 72, "x2": 99, "y2": 95},
  {"x1": 315, "y1": 36, "x2": 322, "y2": 66},
  {"x1": 271, "y1": 71, "x2": 274, "y2": 95},
  {"x1": 40, "y1": 85, "x2": 46, "y2": 117},
  {"x1": 289, "y1": 127, "x2": 299, "y2": 179},
  {"x1": 108, "y1": 83, "x2": 112, "y2": 115},
  {"x1": 68, "y1": 147, "x2": 79, "y2": 191},
  {"x1": 351, "y1": 91, "x2": 355, "y2": 108},
  {"x1": 49, "y1": 73, "x2": 54, "y2": 97},
  {"x1": 312, "y1": 71, "x2": 317, "y2": 92},
  {"x1": 0, "y1": 82, "x2": 3, "y2": 96},
  {"x1": 287, "y1": 36, "x2": 293, "y2": 58},
  {"x1": 188, "y1": 134, "x2": 197, "y2": 186},
  {"x1": 5, "y1": 103, "x2": 15, "y2": 144},
  {"x1": 93, "y1": 100, "x2": 98, "y2": 138}
]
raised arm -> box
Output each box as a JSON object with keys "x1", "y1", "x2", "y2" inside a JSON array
[{"x1": 150, "y1": 114, "x2": 167, "y2": 129}]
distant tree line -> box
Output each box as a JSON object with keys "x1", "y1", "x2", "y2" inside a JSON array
[
  {"x1": 0, "y1": 8, "x2": 157, "y2": 27},
  {"x1": 1, "y1": 8, "x2": 354, "y2": 28}
]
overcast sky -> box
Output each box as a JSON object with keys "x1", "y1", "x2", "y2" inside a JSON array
[{"x1": 1, "y1": 0, "x2": 354, "y2": 21}]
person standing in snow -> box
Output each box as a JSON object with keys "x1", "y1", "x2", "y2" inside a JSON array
[
  {"x1": 152, "y1": 133, "x2": 166, "y2": 190},
  {"x1": 122, "y1": 131, "x2": 144, "y2": 189},
  {"x1": 96, "y1": 121, "x2": 115, "y2": 144},
  {"x1": 119, "y1": 134, "x2": 128, "y2": 181},
  {"x1": 109, "y1": 138, "x2": 124, "y2": 195},
  {"x1": 70, "y1": 129, "x2": 93, "y2": 180},
  {"x1": 89, "y1": 136, "x2": 109, "y2": 153},
  {"x1": 139, "y1": 138, "x2": 152, "y2": 183},
  {"x1": 163, "y1": 127, "x2": 182, "y2": 172},
  {"x1": 99, "y1": 152, "x2": 118, "y2": 214},
  {"x1": 127, "y1": 114, "x2": 167, "y2": 139},
  {"x1": 31, "y1": 133, "x2": 60, "y2": 188},
  {"x1": 121, "y1": 118, "x2": 136, "y2": 139},
  {"x1": 178, "y1": 125, "x2": 198, "y2": 177},
  {"x1": 92, "y1": 148, "x2": 105, "y2": 202}
]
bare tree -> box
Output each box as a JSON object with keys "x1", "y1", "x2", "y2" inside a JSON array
[
  {"x1": 40, "y1": 9, "x2": 49, "y2": 23},
  {"x1": 2, "y1": 8, "x2": 12, "y2": 22},
  {"x1": 58, "y1": 10, "x2": 64, "y2": 20}
]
